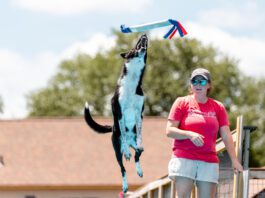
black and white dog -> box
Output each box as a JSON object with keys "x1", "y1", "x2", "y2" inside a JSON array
[{"x1": 84, "y1": 34, "x2": 148, "y2": 193}]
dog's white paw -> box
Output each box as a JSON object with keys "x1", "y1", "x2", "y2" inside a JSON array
[
  {"x1": 122, "y1": 175, "x2": 128, "y2": 193},
  {"x1": 136, "y1": 162, "x2": 143, "y2": 177},
  {"x1": 121, "y1": 144, "x2": 131, "y2": 160},
  {"x1": 124, "y1": 152, "x2": 132, "y2": 161},
  {"x1": 137, "y1": 145, "x2": 144, "y2": 152}
]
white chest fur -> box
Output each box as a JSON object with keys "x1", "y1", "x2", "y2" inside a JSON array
[
  {"x1": 118, "y1": 57, "x2": 145, "y2": 112},
  {"x1": 118, "y1": 56, "x2": 145, "y2": 149}
]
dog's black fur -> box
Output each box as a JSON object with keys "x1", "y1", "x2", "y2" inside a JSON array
[{"x1": 84, "y1": 34, "x2": 148, "y2": 193}]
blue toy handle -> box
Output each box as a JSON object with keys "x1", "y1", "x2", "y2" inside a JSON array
[{"x1": 120, "y1": 19, "x2": 187, "y2": 39}]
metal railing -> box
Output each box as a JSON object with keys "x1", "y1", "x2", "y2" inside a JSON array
[{"x1": 249, "y1": 168, "x2": 265, "y2": 198}]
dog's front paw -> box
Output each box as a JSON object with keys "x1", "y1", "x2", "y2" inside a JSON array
[
  {"x1": 136, "y1": 162, "x2": 143, "y2": 177},
  {"x1": 121, "y1": 145, "x2": 131, "y2": 160},
  {"x1": 137, "y1": 145, "x2": 144, "y2": 152},
  {"x1": 136, "y1": 140, "x2": 144, "y2": 151},
  {"x1": 124, "y1": 152, "x2": 132, "y2": 161}
]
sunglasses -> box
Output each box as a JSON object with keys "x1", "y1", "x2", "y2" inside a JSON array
[{"x1": 191, "y1": 79, "x2": 208, "y2": 86}]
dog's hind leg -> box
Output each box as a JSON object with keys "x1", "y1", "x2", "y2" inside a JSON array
[
  {"x1": 113, "y1": 97, "x2": 131, "y2": 161},
  {"x1": 131, "y1": 126, "x2": 143, "y2": 178},
  {"x1": 135, "y1": 116, "x2": 143, "y2": 151},
  {"x1": 135, "y1": 95, "x2": 144, "y2": 151},
  {"x1": 118, "y1": 117, "x2": 131, "y2": 160},
  {"x1": 134, "y1": 148, "x2": 143, "y2": 177},
  {"x1": 112, "y1": 133, "x2": 128, "y2": 193}
]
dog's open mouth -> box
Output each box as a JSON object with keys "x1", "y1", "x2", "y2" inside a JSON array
[{"x1": 136, "y1": 34, "x2": 148, "y2": 51}]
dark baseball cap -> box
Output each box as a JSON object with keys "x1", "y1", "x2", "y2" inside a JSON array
[{"x1": 190, "y1": 68, "x2": 211, "y2": 81}]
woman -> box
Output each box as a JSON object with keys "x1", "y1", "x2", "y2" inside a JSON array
[{"x1": 166, "y1": 68, "x2": 243, "y2": 198}]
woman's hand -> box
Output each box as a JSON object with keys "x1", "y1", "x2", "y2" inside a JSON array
[
  {"x1": 232, "y1": 159, "x2": 243, "y2": 174},
  {"x1": 166, "y1": 121, "x2": 204, "y2": 145},
  {"x1": 220, "y1": 126, "x2": 244, "y2": 174},
  {"x1": 188, "y1": 132, "x2": 205, "y2": 147}
]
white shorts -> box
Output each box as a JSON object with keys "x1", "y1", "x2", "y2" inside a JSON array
[{"x1": 168, "y1": 157, "x2": 219, "y2": 184}]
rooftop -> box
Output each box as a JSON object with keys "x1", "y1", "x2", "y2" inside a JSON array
[{"x1": 0, "y1": 117, "x2": 171, "y2": 190}]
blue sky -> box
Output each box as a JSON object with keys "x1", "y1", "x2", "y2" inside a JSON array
[{"x1": 0, "y1": 0, "x2": 265, "y2": 118}]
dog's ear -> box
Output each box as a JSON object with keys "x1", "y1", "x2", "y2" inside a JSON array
[{"x1": 120, "y1": 52, "x2": 127, "y2": 59}]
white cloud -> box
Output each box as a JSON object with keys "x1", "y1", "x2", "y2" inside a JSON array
[
  {"x1": 0, "y1": 49, "x2": 59, "y2": 118},
  {"x1": 186, "y1": 21, "x2": 265, "y2": 77},
  {"x1": 61, "y1": 33, "x2": 115, "y2": 59},
  {"x1": 12, "y1": 0, "x2": 152, "y2": 15},
  {"x1": 197, "y1": 1, "x2": 264, "y2": 30},
  {"x1": 0, "y1": 33, "x2": 115, "y2": 119}
]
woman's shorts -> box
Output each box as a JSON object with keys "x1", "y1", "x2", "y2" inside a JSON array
[{"x1": 168, "y1": 157, "x2": 219, "y2": 184}]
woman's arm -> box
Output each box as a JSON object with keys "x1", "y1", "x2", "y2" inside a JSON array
[
  {"x1": 220, "y1": 125, "x2": 243, "y2": 173},
  {"x1": 166, "y1": 120, "x2": 205, "y2": 147}
]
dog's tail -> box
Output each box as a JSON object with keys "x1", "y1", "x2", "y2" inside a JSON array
[{"x1": 84, "y1": 102, "x2": 112, "y2": 133}]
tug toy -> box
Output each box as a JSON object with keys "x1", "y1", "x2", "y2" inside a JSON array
[{"x1": 120, "y1": 19, "x2": 187, "y2": 39}]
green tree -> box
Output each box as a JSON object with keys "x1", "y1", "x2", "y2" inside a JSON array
[{"x1": 235, "y1": 78, "x2": 265, "y2": 166}]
